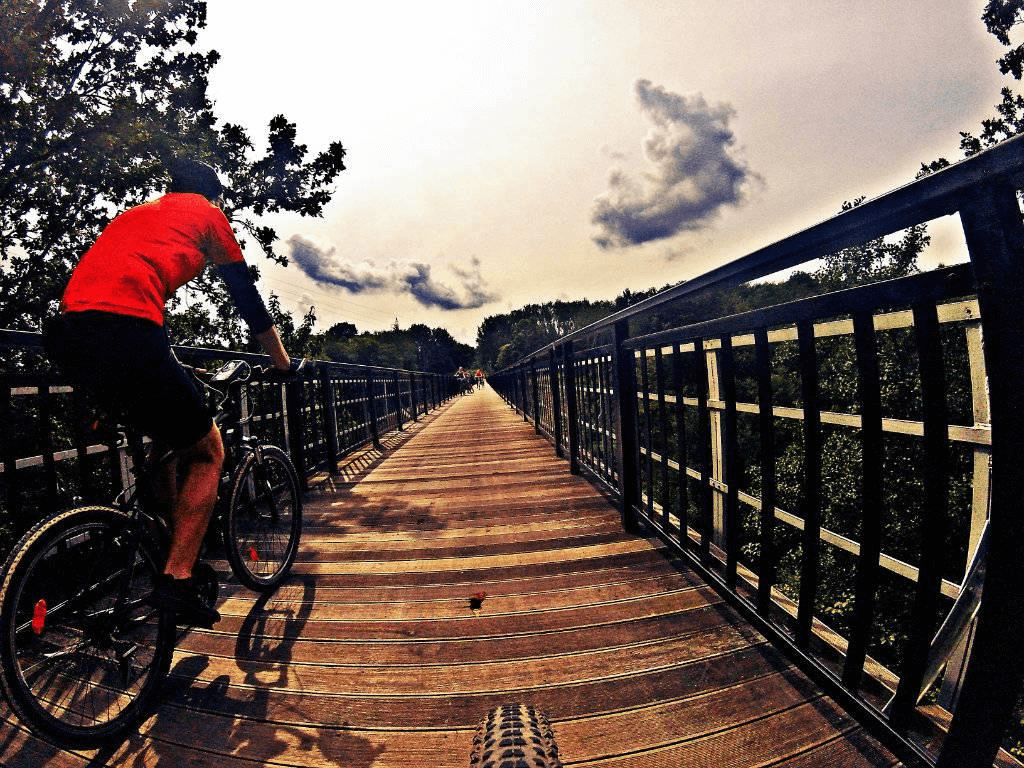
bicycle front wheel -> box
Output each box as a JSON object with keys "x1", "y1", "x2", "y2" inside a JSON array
[
  {"x1": 0, "y1": 506, "x2": 174, "y2": 747},
  {"x1": 223, "y1": 444, "x2": 302, "y2": 591}
]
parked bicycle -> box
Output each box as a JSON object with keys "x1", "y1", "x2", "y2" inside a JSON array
[{"x1": 0, "y1": 358, "x2": 304, "y2": 747}]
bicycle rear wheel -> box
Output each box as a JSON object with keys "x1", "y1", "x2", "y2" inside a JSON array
[
  {"x1": 0, "y1": 506, "x2": 174, "y2": 747},
  {"x1": 223, "y1": 444, "x2": 302, "y2": 591}
]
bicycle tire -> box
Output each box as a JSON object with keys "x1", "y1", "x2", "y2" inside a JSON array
[
  {"x1": 0, "y1": 506, "x2": 174, "y2": 747},
  {"x1": 470, "y1": 703, "x2": 563, "y2": 768},
  {"x1": 222, "y1": 444, "x2": 302, "y2": 591}
]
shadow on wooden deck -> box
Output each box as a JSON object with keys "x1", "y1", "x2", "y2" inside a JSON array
[{"x1": 0, "y1": 386, "x2": 902, "y2": 767}]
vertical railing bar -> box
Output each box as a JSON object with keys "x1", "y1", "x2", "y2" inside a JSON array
[
  {"x1": 612, "y1": 320, "x2": 641, "y2": 532},
  {"x1": 285, "y1": 378, "x2": 308, "y2": 491},
  {"x1": 549, "y1": 347, "x2": 564, "y2": 458},
  {"x1": 695, "y1": 338, "x2": 713, "y2": 562},
  {"x1": 520, "y1": 365, "x2": 529, "y2": 422},
  {"x1": 591, "y1": 359, "x2": 598, "y2": 475},
  {"x1": 71, "y1": 385, "x2": 96, "y2": 501},
  {"x1": 536, "y1": 360, "x2": 544, "y2": 434},
  {"x1": 672, "y1": 343, "x2": 689, "y2": 545},
  {"x1": 320, "y1": 370, "x2": 340, "y2": 476},
  {"x1": 365, "y1": 373, "x2": 381, "y2": 449},
  {"x1": 843, "y1": 310, "x2": 884, "y2": 690},
  {"x1": 939, "y1": 319, "x2": 990, "y2": 708},
  {"x1": 889, "y1": 300, "x2": 950, "y2": 727},
  {"x1": 640, "y1": 347, "x2": 654, "y2": 519},
  {"x1": 604, "y1": 352, "x2": 616, "y2": 485},
  {"x1": 719, "y1": 335, "x2": 740, "y2": 590},
  {"x1": 796, "y1": 319, "x2": 822, "y2": 649},
  {"x1": 409, "y1": 373, "x2": 419, "y2": 422},
  {"x1": 39, "y1": 379, "x2": 59, "y2": 513},
  {"x1": 655, "y1": 346, "x2": 671, "y2": 531},
  {"x1": 588, "y1": 356, "x2": 599, "y2": 475},
  {"x1": 754, "y1": 328, "x2": 777, "y2": 616},
  {"x1": 564, "y1": 342, "x2": 581, "y2": 475},
  {"x1": 392, "y1": 373, "x2": 404, "y2": 432},
  {"x1": 1, "y1": 377, "x2": 25, "y2": 533},
  {"x1": 585, "y1": 355, "x2": 596, "y2": 470}
]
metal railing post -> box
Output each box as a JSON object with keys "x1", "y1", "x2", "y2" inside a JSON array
[
  {"x1": 409, "y1": 373, "x2": 419, "y2": 421},
  {"x1": 564, "y1": 341, "x2": 580, "y2": 475},
  {"x1": 393, "y1": 372, "x2": 404, "y2": 432},
  {"x1": 365, "y1": 373, "x2": 381, "y2": 449},
  {"x1": 549, "y1": 347, "x2": 564, "y2": 457},
  {"x1": 612, "y1": 320, "x2": 641, "y2": 532},
  {"x1": 320, "y1": 369, "x2": 340, "y2": 476},
  {"x1": 284, "y1": 378, "x2": 308, "y2": 492},
  {"x1": 531, "y1": 360, "x2": 541, "y2": 434},
  {"x1": 935, "y1": 182, "x2": 1024, "y2": 768}
]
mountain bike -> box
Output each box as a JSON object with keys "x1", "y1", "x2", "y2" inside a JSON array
[{"x1": 0, "y1": 358, "x2": 304, "y2": 747}]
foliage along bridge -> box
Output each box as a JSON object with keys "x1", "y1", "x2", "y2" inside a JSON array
[{"x1": 5, "y1": 134, "x2": 1024, "y2": 766}]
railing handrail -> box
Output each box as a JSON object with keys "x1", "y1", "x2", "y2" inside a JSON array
[
  {"x1": 0, "y1": 328, "x2": 457, "y2": 379},
  {"x1": 507, "y1": 132, "x2": 1024, "y2": 363}
]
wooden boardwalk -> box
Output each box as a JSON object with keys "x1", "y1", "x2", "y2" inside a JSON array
[{"x1": 0, "y1": 385, "x2": 901, "y2": 767}]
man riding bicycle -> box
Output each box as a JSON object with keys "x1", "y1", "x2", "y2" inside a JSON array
[{"x1": 48, "y1": 157, "x2": 295, "y2": 628}]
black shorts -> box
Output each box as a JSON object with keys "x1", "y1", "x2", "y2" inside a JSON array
[{"x1": 51, "y1": 311, "x2": 213, "y2": 450}]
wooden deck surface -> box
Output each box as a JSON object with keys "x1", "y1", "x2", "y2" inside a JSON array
[{"x1": 0, "y1": 385, "x2": 902, "y2": 767}]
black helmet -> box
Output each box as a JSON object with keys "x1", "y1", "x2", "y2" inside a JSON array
[{"x1": 166, "y1": 157, "x2": 223, "y2": 201}]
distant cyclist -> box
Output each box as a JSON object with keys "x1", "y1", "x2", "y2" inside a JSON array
[{"x1": 48, "y1": 157, "x2": 296, "y2": 628}]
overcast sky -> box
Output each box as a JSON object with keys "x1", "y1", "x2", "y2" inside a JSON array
[{"x1": 202, "y1": 1, "x2": 1007, "y2": 344}]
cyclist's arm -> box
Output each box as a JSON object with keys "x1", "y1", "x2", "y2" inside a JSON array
[
  {"x1": 202, "y1": 209, "x2": 292, "y2": 371},
  {"x1": 216, "y1": 264, "x2": 291, "y2": 370}
]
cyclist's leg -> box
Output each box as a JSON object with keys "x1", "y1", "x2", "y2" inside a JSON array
[
  {"x1": 162, "y1": 424, "x2": 224, "y2": 579},
  {"x1": 52, "y1": 312, "x2": 221, "y2": 626}
]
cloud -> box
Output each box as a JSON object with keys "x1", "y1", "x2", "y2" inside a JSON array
[
  {"x1": 287, "y1": 235, "x2": 499, "y2": 310},
  {"x1": 592, "y1": 79, "x2": 758, "y2": 249}
]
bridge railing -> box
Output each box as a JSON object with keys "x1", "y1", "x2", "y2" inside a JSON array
[
  {"x1": 0, "y1": 332, "x2": 459, "y2": 548},
  {"x1": 490, "y1": 135, "x2": 1024, "y2": 768}
]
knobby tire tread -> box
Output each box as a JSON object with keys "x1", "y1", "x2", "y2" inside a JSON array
[{"x1": 470, "y1": 703, "x2": 563, "y2": 768}]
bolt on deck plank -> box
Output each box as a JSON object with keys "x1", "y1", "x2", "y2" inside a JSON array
[{"x1": 0, "y1": 385, "x2": 902, "y2": 767}]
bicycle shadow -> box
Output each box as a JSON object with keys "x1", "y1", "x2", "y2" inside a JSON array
[
  {"x1": 93, "y1": 574, "x2": 385, "y2": 767},
  {"x1": 0, "y1": 708, "x2": 66, "y2": 768}
]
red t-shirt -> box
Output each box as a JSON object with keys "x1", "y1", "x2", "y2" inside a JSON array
[{"x1": 62, "y1": 193, "x2": 245, "y2": 325}]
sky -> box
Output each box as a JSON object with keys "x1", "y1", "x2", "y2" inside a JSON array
[{"x1": 201, "y1": 1, "x2": 1008, "y2": 345}]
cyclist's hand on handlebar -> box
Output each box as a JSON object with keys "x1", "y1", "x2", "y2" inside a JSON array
[{"x1": 264, "y1": 358, "x2": 314, "y2": 381}]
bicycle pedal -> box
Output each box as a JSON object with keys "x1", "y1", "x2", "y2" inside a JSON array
[{"x1": 191, "y1": 562, "x2": 220, "y2": 609}]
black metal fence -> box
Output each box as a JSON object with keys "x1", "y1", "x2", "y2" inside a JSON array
[
  {"x1": 490, "y1": 135, "x2": 1024, "y2": 768},
  {"x1": 0, "y1": 331, "x2": 459, "y2": 548}
]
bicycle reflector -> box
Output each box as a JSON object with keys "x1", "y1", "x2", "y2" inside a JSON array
[
  {"x1": 248, "y1": 547, "x2": 259, "y2": 562},
  {"x1": 32, "y1": 599, "x2": 47, "y2": 635}
]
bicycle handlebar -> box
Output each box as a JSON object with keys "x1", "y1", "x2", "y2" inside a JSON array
[{"x1": 186, "y1": 358, "x2": 315, "y2": 390}]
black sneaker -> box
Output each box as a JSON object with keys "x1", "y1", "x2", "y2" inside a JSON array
[{"x1": 147, "y1": 573, "x2": 221, "y2": 628}]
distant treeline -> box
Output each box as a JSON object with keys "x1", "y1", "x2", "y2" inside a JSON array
[{"x1": 304, "y1": 320, "x2": 475, "y2": 374}]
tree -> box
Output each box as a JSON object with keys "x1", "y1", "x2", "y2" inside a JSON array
[
  {"x1": 475, "y1": 299, "x2": 618, "y2": 371},
  {"x1": 814, "y1": 199, "x2": 927, "y2": 290},
  {"x1": 920, "y1": 0, "x2": 1024, "y2": 176},
  {"x1": 0, "y1": 0, "x2": 346, "y2": 338},
  {"x1": 984, "y1": 0, "x2": 1024, "y2": 79},
  {"x1": 317, "y1": 322, "x2": 473, "y2": 373}
]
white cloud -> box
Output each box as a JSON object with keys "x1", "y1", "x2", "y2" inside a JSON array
[
  {"x1": 592, "y1": 79, "x2": 758, "y2": 249},
  {"x1": 287, "y1": 236, "x2": 499, "y2": 311}
]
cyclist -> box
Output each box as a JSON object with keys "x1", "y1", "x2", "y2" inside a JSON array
[{"x1": 47, "y1": 157, "x2": 295, "y2": 628}]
